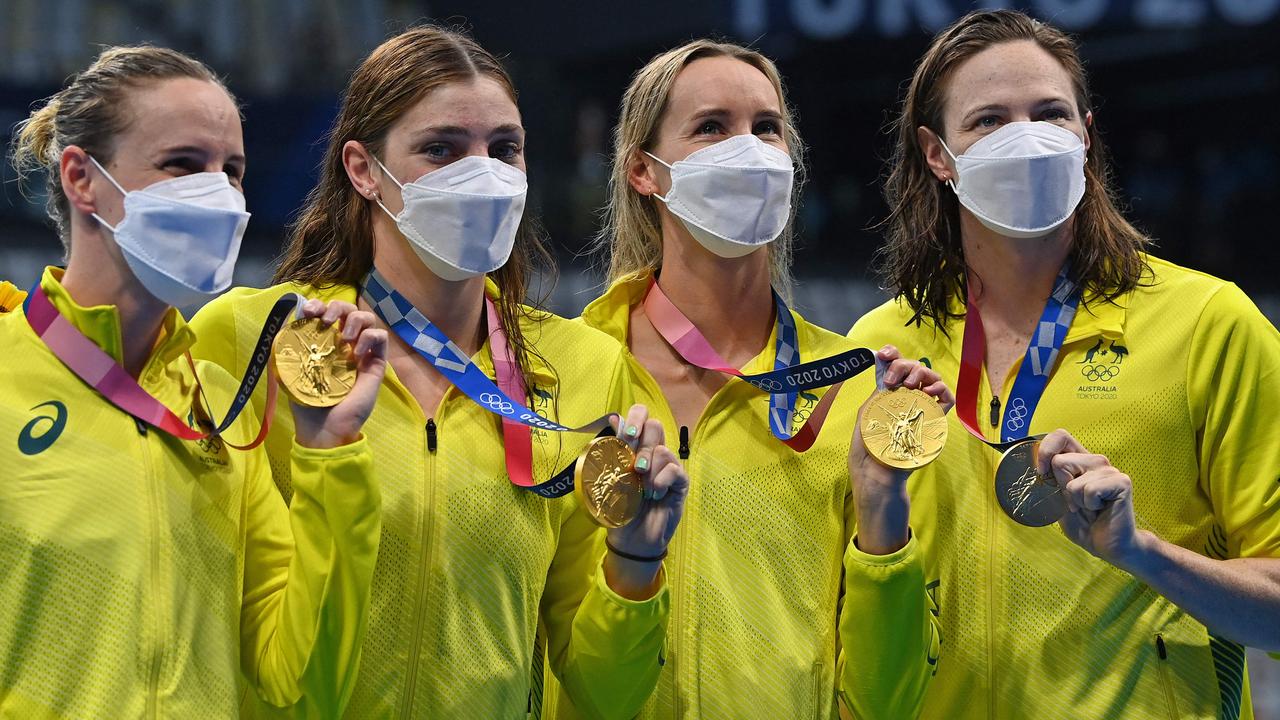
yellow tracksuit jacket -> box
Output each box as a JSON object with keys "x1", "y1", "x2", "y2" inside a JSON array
[
  {"x1": 190, "y1": 280, "x2": 669, "y2": 719},
  {"x1": 0, "y1": 268, "x2": 380, "y2": 719},
  {"x1": 542, "y1": 271, "x2": 939, "y2": 720},
  {"x1": 848, "y1": 255, "x2": 1280, "y2": 719}
]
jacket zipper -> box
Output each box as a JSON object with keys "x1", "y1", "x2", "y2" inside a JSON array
[
  {"x1": 671, "y1": 416, "x2": 713, "y2": 718},
  {"x1": 401, "y1": 417, "x2": 439, "y2": 718},
  {"x1": 985, "y1": 384, "x2": 999, "y2": 720},
  {"x1": 1155, "y1": 634, "x2": 1180, "y2": 719},
  {"x1": 137, "y1": 419, "x2": 164, "y2": 719}
]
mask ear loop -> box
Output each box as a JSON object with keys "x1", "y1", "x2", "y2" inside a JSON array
[
  {"x1": 933, "y1": 132, "x2": 961, "y2": 194},
  {"x1": 370, "y1": 154, "x2": 406, "y2": 222},
  {"x1": 88, "y1": 156, "x2": 129, "y2": 232},
  {"x1": 643, "y1": 151, "x2": 674, "y2": 203}
]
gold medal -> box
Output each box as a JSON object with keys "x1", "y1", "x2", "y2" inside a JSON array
[
  {"x1": 994, "y1": 439, "x2": 1066, "y2": 527},
  {"x1": 574, "y1": 436, "x2": 644, "y2": 529},
  {"x1": 272, "y1": 317, "x2": 357, "y2": 408},
  {"x1": 861, "y1": 387, "x2": 948, "y2": 470}
]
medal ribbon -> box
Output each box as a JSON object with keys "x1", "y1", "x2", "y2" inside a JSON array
[
  {"x1": 24, "y1": 283, "x2": 297, "y2": 449},
  {"x1": 361, "y1": 268, "x2": 611, "y2": 498},
  {"x1": 956, "y1": 267, "x2": 1079, "y2": 450},
  {"x1": 642, "y1": 278, "x2": 878, "y2": 451}
]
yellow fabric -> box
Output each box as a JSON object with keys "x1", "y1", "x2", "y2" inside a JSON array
[
  {"x1": 848, "y1": 255, "x2": 1280, "y2": 719},
  {"x1": 190, "y1": 280, "x2": 669, "y2": 719},
  {"x1": 0, "y1": 281, "x2": 26, "y2": 313},
  {"x1": 545, "y1": 271, "x2": 939, "y2": 720},
  {"x1": 0, "y1": 267, "x2": 381, "y2": 719}
]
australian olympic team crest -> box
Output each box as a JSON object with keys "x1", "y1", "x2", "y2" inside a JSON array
[
  {"x1": 187, "y1": 410, "x2": 230, "y2": 471},
  {"x1": 1076, "y1": 338, "x2": 1129, "y2": 400}
]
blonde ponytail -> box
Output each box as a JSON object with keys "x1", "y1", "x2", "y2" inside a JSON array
[{"x1": 6, "y1": 45, "x2": 230, "y2": 250}]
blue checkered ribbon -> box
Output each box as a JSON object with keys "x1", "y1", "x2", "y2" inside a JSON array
[
  {"x1": 1001, "y1": 268, "x2": 1080, "y2": 442},
  {"x1": 768, "y1": 292, "x2": 801, "y2": 439},
  {"x1": 361, "y1": 268, "x2": 612, "y2": 497}
]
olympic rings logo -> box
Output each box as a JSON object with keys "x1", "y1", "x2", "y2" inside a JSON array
[
  {"x1": 1081, "y1": 364, "x2": 1119, "y2": 382},
  {"x1": 479, "y1": 392, "x2": 515, "y2": 415},
  {"x1": 754, "y1": 378, "x2": 784, "y2": 392},
  {"x1": 1005, "y1": 398, "x2": 1029, "y2": 431}
]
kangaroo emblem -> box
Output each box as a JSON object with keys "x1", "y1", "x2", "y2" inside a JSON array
[
  {"x1": 1077, "y1": 339, "x2": 1104, "y2": 364},
  {"x1": 1108, "y1": 341, "x2": 1128, "y2": 364}
]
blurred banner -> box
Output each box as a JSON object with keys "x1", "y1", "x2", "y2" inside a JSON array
[{"x1": 2, "y1": 0, "x2": 1278, "y2": 87}]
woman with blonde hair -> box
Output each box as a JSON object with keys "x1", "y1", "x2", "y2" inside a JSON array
[
  {"x1": 191, "y1": 26, "x2": 689, "y2": 718},
  {"x1": 1, "y1": 45, "x2": 387, "y2": 717},
  {"x1": 548, "y1": 39, "x2": 952, "y2": 719}
]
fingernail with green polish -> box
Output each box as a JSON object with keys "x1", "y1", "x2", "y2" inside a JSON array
[
  {"x1": 636, "y1": 456, "x2": 650, "y2": 472},
  {"x1": 626, "y1": 425, "x2": 639, "y2": 437}
]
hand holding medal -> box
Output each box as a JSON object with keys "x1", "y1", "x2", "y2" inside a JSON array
[
  {"x1": 853, "y1": 346, "x2": 954, "y2": 474},
  {"x1": 277, "y1": 299, "x2": 388, "y2": 449},
  {"x1": 587, "y1": 404, "x2": 689, "y2": 600},
  {"x1": 1033, "y1": 429, "x2": 1142, "y2": 566},
  {"x1": 849, "y1": 346, "x2": 954, "y2": 555}
]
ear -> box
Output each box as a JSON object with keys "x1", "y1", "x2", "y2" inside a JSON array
[
  {"x1": 342, "y1": 140, "x2": 383, "y2": 204},
  {"x1": 917, "y1": 126, "x2": 953, "y2": 183},
  {"x1": 61, "y1": 145, "x2": 98, "y2": 216},
  {"x1": 1083, "y1": 111, "x2": 1093, "y2": 153},
  {"x1": 626, "y1": 147, "x2": 663, "y2": 198}
]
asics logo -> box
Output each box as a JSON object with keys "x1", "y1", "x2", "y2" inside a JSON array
[
  {"x1": 18, "y1": 401, "x2": 67, "y2": 455},
  {"x1": 479, "y1": 392, "x2": 515, "y2": 415}
]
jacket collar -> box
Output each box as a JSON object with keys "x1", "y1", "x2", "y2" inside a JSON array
[{"x1": 38, "y1": 265, "x2": 194, "y2": 369}]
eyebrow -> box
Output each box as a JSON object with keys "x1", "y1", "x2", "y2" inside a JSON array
[
  {"x1": 158, "y1": 145, "x2": 245, "y2": 166},
  {"x1": 960, "y1": 104, "x2": 1008, "y2": 124},
  {"x1": 409, "y1": 124, "x2": 525, "y2": 141},
  {"x1": 961, "y1": 97, "x2": 1074, "y2": 124},
  {"x1": 689, "y1": 107, "x2": 784, "y2": 122}
]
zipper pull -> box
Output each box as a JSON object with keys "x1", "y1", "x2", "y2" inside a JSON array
[
  {"x1": 134, "y1": 417, "x2": 149, "y2": 436},
  {"x1": 426, "y1": 418, "x2": 437, "y2": 453},
  {"x1": 1156, "y1": 634, "x2": 1168, "y2": 660},
  {"x1": 989, "y1": 396, "x2": 1001, "y2": 429},
  {"x1": 678, "y1": 426, "x2": 690, "y2": 459}
]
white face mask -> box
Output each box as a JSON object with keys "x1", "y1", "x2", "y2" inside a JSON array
[
  {"x1": 940, "y1": 121, "x2": 1087, "y2": 239},
  {"x1": 90, "y1": 157, "x2": 249, "y2": 308},
  {"x1": 647, "y1": 134, "x2": 794, "y2": 258},
  {"x1": 373, "y1": 155, "x2": 527, "y2": 281}
]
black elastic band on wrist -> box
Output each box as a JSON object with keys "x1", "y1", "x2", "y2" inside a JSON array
[{"x1": 605, "y1": 538, "x2": 667, "y2": 563}]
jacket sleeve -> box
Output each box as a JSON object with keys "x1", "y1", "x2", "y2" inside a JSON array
[
  {"x1": 1187, "y1": 283, "x2": 1280, "y2": 560},
  {"x1": 539, "y1": 350, "x2": 670, "y2": 720},
  {"x1": 838, "y1": 323, "x2": 939, "y2": 720},
  {"x1": 238, "y1": 431, "x2": 381, "y2": 716},
  {"x1": 836, "y1": 533, "x2": 938, "y2": 720}
]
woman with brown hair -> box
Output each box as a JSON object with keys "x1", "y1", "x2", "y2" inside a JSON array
[
  {"x1": 191, "y1": 26, "x2": 688, "y2": 718},
  {"x1": 1, "y1": 45, "x2": 387, "y2": 717},
  {"x1": 549, "y1": 39, "x2": 953, "y2": 719},
  {"x1": 850, "y1": 9, "x2": 1280, "y2": 718}
]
